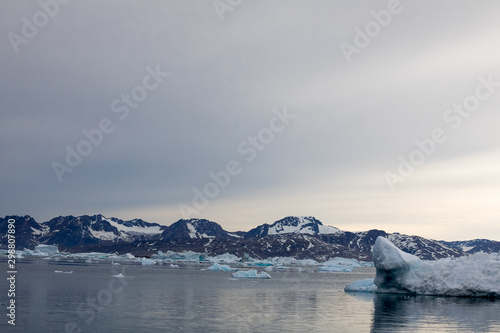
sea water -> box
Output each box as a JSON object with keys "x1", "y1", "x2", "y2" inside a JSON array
[{"x1": 1, "y1": 258, "x2": 500, "y2": 332}]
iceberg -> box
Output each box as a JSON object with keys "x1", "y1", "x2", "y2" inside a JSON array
[
  {"x1": 345, "y1": 236, "x2": 500, "y2": 298},
  {"x1": 208, "y1": 253, "x2": 240, "y2": 263},
  {"x1": 232, "y1": 270, "x2": 271, "y2": 279},
  {"x1": 205, "y1": 263, "x2": 238, "y2": 271},
  {"x1": 318, "y1": 266, "x2": 353, "y2": 272},
  {"x1": 319, "y1": 257, "x2": 362, "y2": 272},
  {"x1": 344, "y1": 278, "x2": 377, "y2": 292},
  {"x1": 34, "y1": 245, "x2": 59, "y2": 255},
  {"x1": 152, "y1": 250, "x2": 206, "y2": 262},
  {"x1": 140, "y1": 258, "x2": 156, "y2": 265}
]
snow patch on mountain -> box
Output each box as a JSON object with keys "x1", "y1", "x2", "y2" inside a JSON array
[
  {"x1": 267, "y1": 216, "x2": 340, "y2": 235},
  {"x1": 106, "y1": 218, "x2": 162, "y2": 235},
  {"x1": 89, "y1": 229, "x2": 118, "y2": 241}
]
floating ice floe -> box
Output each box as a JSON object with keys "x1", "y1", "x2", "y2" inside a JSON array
[
  {"x1": 54, "y1": 270, "x2": 73, "y2": 274},
  {"x1": 232, "y1": 270, "x2": 271, "y2": 279},
  {"x1": 111, "y1": 273, "x2": 125, "y2": 278},
  {"x1": 35, "y1": 244, "x2": 60, "y2": 255},
  {"x1": 119, "y1": 253, "x2": 136, "y2": 260},
  {"x1": 152, "y1": 250, "x2": 206, "y2": 262},
  {"x1": 318, "y1": 266, "x2": 354, "y2": 272},
  {"x1": 140, "y1": 258, "x2": 156, "y2": 265},
  {"x1": 318, "y1": 257, "x2": 362, "y2": 272},
  {"x1": 345, "y1": 236, "x2": 500, "y2": 298},
  {"x1": 344, "y1": 278, "x2": 377, "y2": 292},
  {"x1": 208, "y1": 253, "x2": 240, "y2": 263},
  {"x1": 205, "y1": 263, "x2": 238, "y2": 271}
]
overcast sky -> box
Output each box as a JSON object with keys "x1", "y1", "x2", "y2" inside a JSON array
[{"x1": 1, "y1": 0, "x2": 500, "y2": 241}]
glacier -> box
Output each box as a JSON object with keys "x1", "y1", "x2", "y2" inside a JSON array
[{"x1": 345, "y1": 236, "x2": 500, "y2": 298}]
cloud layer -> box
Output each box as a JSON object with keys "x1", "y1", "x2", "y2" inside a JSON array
[{"x1": 1, "y1": 0, "x2": 499, "y2": 240}]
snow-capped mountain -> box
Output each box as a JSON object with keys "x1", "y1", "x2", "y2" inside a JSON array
[
  {"x1": 442, "y1": 239, "x2": 500, "y2": 254},
  {"x1": 0, "y1": 215, "x2": 45, "y2": 249},
  {"x1": 387, "y1": 233, "x2": 463, "y2": 260},
  {"x1": 159, "y1": 219, "x2": 237, "y2": 240},
  {"x1": 37, "y1": 215, "x2": 164, "y2": 248},
  {"x1": 1, "y1": 214, "x2": 498, "y2": 261},
  {"x1": 245, "y1": 216, "x2": 341, "y2": 238}
]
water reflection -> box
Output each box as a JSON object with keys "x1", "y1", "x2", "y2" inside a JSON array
[{"x1": 371, "y1": 294, "x2": 500, "y2": 333}]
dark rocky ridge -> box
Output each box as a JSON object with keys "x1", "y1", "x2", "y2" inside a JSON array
[{"x1": 1, "y1": 215, "x2": 498, "y2": 261}]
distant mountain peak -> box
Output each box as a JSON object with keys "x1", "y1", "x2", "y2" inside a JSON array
[
  {"x1": 160, "y1": 218, "x2": 235, "y2": 240},
  {"x1": 2, "y1": 214, "x2": 499, "y2": 261},
  {"x1": 245, "y1": 216, "x2": 341, "y2": 238}
]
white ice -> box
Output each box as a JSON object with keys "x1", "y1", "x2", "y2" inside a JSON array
[
  {"x1": 34, "y1": 244, "x2": 59, "y2": 255},
  {"x1": 344, "y1": 278, "x2": 377, "y2": 292},
  {"x1": 319, "y1": 257, "x2": 363, "y2": 272},
  {"x1": 345, "y1": 236, "x2": 500, "y2": 298},
  {"x1": 140, "y1": 258, "x2": 156, "y2": 265},
  {"x1": 232, "y1": 270, "x2": 271, "y2": 279},
  {"x1": 205, "y1": 263, "x2": 238, "y2": 271}
]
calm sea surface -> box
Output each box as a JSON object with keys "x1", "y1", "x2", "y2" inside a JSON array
[{"x1": 1, "y1": 258, "x2": 500, "y2": 332}]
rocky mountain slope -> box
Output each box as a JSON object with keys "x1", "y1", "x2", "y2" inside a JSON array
[{"x1": 1, "y1": 215, "x2": 498, "y2": 261}]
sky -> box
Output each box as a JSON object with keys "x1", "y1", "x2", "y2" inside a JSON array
[{"x1": 1, "y1": 0, "x2": 500, "y2": 241}]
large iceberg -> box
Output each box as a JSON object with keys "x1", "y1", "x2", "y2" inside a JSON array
[{"x1": 345, "y1": 236, "x2": 500, "y2": 298}]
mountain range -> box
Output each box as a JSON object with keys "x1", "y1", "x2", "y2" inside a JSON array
[{"x1": 1, "y1": 214, "x2": 499, "y2": 262}]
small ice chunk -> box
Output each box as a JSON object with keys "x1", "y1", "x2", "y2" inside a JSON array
[
  {"x1": 170, "y1": 264, "x2": 179, "y2": 268},
  {"x1": 323, "y1": 257, "x2": 362, "y2": 267},
  {"x1": 111, "y1": 273, "x2": 125, "y2": 278},
  {"x1": 318, "y1": 266, "x2": 353, "y2": 272},
  {"x1": 120, "y1": 253, "x2": 136, "y2": 259},
  {"x1": 232, "y1": 270, "x2": 271, "y2": 279},
  {"x1": 140, "y1": 258, "x2": 156, "y2": 265},
  {"x1": 319, "y1": 257, "x2": 361, "y2": 272},
  {"x1": 35, "y1": 245, "x2": 59, "y2": 255},
  {"x1": 206, "y1": 263, "x2": 238, "y2": 271},
  {"x1": 208, "y1": 253, "x2": 240, "y2": 263},
  {"x1": 344, "y1": 279, "x2": 376, "y2": 293}
]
